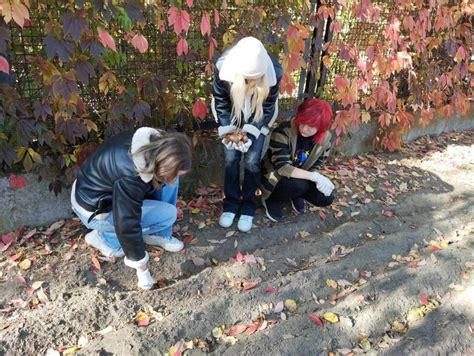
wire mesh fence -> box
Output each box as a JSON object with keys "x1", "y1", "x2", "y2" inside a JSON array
[{"x1": 7, "y1": 2, "x2": 302, "y2": 126}]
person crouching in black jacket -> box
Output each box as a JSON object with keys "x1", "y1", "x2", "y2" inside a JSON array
[{"x1": 71, "y1": 127, "x2": 192, "y2": 290}]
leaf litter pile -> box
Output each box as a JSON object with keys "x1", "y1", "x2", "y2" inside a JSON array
[{"x1": 0, "y1": 131, "x2": 473, "y2": 355}]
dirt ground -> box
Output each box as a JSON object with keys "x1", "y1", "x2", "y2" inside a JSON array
[{"x1": 0, "y1": 131, "x2": 473, "y2": 356}]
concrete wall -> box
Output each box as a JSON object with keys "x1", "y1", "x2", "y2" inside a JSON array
[
  {"x1": 0, "y1": 174, "x2": 72, "y2": 233},
  {"x1": 1, "y1": 109, "x2": 473, "y2": 233},
  {"x1": 337, "y1": 108, "x2": 474, "y2": 156}
]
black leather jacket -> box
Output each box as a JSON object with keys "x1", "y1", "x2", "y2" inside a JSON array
[
  {"x1": 75, "y1": 131, "x2": 154, "y2": 261},
  {"x1": 212, "y1": 54, "x2": 283, "y2": 137}
]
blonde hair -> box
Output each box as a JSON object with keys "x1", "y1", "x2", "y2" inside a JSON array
[
  {"x1": 132, "y1": 131, "x2": 192, "y2": 189},
  {"x1": 230, "y1": 74, "x2": 270, "y2": 127}
]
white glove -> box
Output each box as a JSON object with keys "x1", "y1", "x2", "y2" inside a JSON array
[
  {"x1": 124, "y1": 252, "x2": 155, "y2": 290},
  {"x1": 222, "y1": 138, "x2": 237, "y2": 150},
  {"x1": 235, "y1": 139, "x2": 252, "y2": 153},
  {"x1": 310, "y1": 172, "x2": 335, "y2": 196},
  {"x1": 136, "y1": 269, "x2": 155, "y2": 290}
]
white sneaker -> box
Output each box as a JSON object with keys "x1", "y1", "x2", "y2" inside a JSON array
[
  {"x1": 143, "y1": 235, "x2": 184, "y2": 252},
  {"x1": 85, "y1": 230, "x2": 125, "y2": 258},
  {"x1": 237, "y1": 215, "x2": 254, "y2": 233},
  {"x1": 219, "y1": 212, "x2": 236, "y2": 228}
]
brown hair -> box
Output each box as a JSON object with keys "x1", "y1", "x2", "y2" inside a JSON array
[{"x1": 132, "y1": 130, "x2": 192, "y2": 189}]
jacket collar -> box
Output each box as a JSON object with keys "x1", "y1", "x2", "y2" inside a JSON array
[{"x1": 131, "y1": 127, "x2": 160, "y2": 183}]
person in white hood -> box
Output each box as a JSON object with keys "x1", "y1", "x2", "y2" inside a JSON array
[{"x1": 211, "y1": 36, "x2": 283, "y2": 232}]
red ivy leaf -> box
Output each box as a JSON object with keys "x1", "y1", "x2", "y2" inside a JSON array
[
  {"x1": 9, "y1": 174, "x2": 27, "y2": 189},
  {"x1": 192, "y1": 99, "x2": 208, "y2": 120},
  {"x1": 209, "y1": 37, "x2": 217, "y2": 60},
  {"x1": 0, "y1": 56, "x2": 9, "y2": 74},
  {"x1": 235, "y1": 251, "x2": 244, "y2": 262},
  {"x1": 176, "y1": 37, "x2": 188, "y2": 56},
  {"x1": 131, "y1": 33, "x2": 149, "y2": 54},
  {"x1": 213, "y1": 8, "x2": 220, "y2": 27},
  {"x1": 186, "y1": 0, "x2": 193, "y2": 7},
  {"x1": 200, "y1": 12, "x2": 211, "y2": 37},
  {"x1": 167, "y1": 7, "x2": 190, "y2": 35},
  {"x1": 97, "y1": 27, "x2": 116, "y2": 52}
]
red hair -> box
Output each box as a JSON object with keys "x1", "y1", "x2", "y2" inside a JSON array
[{"x1": 294, "y1": 98, "x2": 333, "y2": 144}]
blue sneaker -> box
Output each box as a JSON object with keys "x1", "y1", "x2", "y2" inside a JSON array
[
  {"x1": 219, "y1": 212, "x2": 236, "y2": 228},
  {"x1": 85, "y1": 230, "x2": 124, "y2": 258},
  {"x1": 237, "y1": 215, "x2": 254, "y2": 233},
  {"x1": 143, "y1": 235, "x2": 184, "y2": 252}
]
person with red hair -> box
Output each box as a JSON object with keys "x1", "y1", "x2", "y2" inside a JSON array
[{"x1": 260, "y1": 98, "x2": 335, "y2": 221}]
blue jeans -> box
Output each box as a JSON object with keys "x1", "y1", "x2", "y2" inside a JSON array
[
  {"x1": 223, "y1": 134, "x2": 266, "y2": 216},
  {"x1": 73, "y1": 178, "x2": 179, "y2": 251}
]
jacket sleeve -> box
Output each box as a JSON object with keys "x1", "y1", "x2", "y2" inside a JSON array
[
  {"x1": 268, "y1": 125, "x2": 295, "y2": 178},
  {"x1": 112, "y1": 177, "x2": 147, "y2": 261},
  {"x1": 212, "y1": 66, "x2": 237, "y2": 137},
  {"x1": 310, "y1": 133, "x2": 333, "y2": 171}
]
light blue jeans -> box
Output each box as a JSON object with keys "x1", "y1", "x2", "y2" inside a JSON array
[{"x1": 73, "y1": 178, "x2": 179, "y2": 251}]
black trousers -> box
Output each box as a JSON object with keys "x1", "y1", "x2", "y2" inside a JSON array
[
  {"x1": 223, "y1": 134, "x2": 266, "y2": 216},
  {"x1": 267, "y1": 177, "x2": 334, "y2": 207}
]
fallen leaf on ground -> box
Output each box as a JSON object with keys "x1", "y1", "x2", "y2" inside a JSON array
[
  {"x1": 1, "y1": 234, "x2": 13, "y2": 245},
  {"x1": 427, "y1": 245, "x2": 442, "y2": 252},
  {"x1": 212, "y1": 325, "x2": 224, "y2": 339},
  {"x1": 244, "y1": 253, "x2": 257, "y2": 264},
  {"x1": 242, "y1": 281, "x2": 258, "y2": 291},
  {"x1": 391, "y1": 320, "x2": 407, "y2": 333},
  {"x1": 264, "y1": 287, "x2": 277, "y2": 293},
  {"x1": 365, "y1": 184, "x2": 374, "y2": 192},
  {"x1": 222, "y1": 335, "x2": 237, "y2": 344},
  {"x1": 310, "y1": 314, "x2": 324, "y2": 328},
  {"x1": 208, "y1": 239, "x2": 226, "y2": 244},
  {"x1": 284, "y1": 299, "x2": 297, "y2": 312},
  {"x1": 37, "y1": 289, "x2": 49, "y2": 304},
  {"x1": 419, "y1": 294, "x2": 429, "y2": 305},
  {"x1": 225, "y1": 230, "x2": 236, "y2": 238},
  {"x1": 298, "y1": 230, "x2": 310, "y2": 238},
  {"x1": 135, "y1": 311, "x2": 150, "y2": 327},
  {"x1": 31, "y1": 281, "x2": 44, "y2": 290},
  {"x1": 62, "y1": 345, "x2": 80, "y2": 355},
  {"x1": 227, "y1": 324, "x2": 247, "y2": 336},
  {"x1": 192, "y1": 257, "x2": 206, "y2": 266},
  {"x1": 235, "y1": 251, "x2": 244, "y2": 262},
  {"x1": 382, "y1": 210, "x2": 394, "y2": 217},
  {"x1": 326, "y1": 279, "x2": 339, "y2": 289},
  {"x1": 45, "y1": 220, "x2": 65, "y2": 236},
  {"x1": 323, "y1": 312, "x2": 339, "y2": 323},
  {"x1": 92, "y1": 257, "x2": 101, "y2": 270},
  {"x1": 18, "y1": 259, "x2": 31, "y2": 270},
  {"x1": 274, "y1": 301, "x2": 284, "y2": 313}
]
